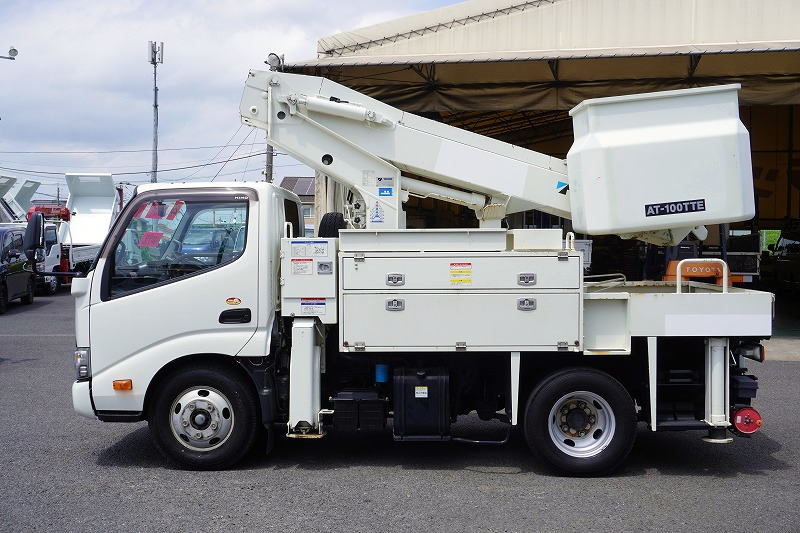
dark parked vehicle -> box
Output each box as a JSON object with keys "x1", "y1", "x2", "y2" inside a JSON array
[{"x1": 0, "y1": 226, "x2": 35, "y2": 313}]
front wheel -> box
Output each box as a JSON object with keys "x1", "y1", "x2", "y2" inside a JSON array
[
  {"x1": 43, "y1": 274, "x2": 60, "y2": 295},
  {"x1": 20, "y1": 276, "x2": 34, "y2": 305},
  {"x1": 148, "y1": 366, "x2": 259, "y2": 470},
  {"x1": 523, "y1": 368, "x2": 637, "y2": 475}
]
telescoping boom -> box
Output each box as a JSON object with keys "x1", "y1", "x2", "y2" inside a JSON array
[{"x1": 241, "y1": 71, "x2": 754, "y2": 245}]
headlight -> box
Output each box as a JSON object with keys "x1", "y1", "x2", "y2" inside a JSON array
[{"x1": 74, "y1": 348, "x2": 90, "y2": 379}]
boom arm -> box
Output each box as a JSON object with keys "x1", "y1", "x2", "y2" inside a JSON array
[
  {"x1": 240, "y1": 71, "x2": 754, "y2": 244},
  {"x1": 240, "y1": 71, "x2": 569, "y2": 230}
]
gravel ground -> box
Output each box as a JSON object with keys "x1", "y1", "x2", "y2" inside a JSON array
[{"x1": 1, "y1": 290, "x2": 799, "y2": 532}]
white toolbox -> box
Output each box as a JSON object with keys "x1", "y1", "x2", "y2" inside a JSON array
[
  {"x1": 280, "y1": 237, "x2": 338, "y2": 324},
  {"x1": 339, "y1": 246, "x2": 583, "y2": 352},
  {"x1": 341, "y1": 253, "x2": 581, "y2": 290},
  {"x1": 341, "y1": 292, "x2": 581, "y2": 351}
]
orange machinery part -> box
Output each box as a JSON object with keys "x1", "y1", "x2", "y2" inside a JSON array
[{"x1": 662, "y1": 260, "x2": 739, "y2": 286}]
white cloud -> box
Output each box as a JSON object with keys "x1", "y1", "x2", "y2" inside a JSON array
[{"x1": 0, "y1": 0, "x2": 450, "y2": 198}]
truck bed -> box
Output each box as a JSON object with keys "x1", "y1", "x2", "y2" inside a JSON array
[{"x1": 583, "y1": 281, "x2": 773, "y2": 353}]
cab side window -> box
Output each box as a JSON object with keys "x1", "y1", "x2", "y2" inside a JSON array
[
  {"x1": 1, "y1": 233, "x2": 12, "y2": 260},
  {"x1": 44, "y1": 228, "x2": 58, "y2": 253},
  {"x1": 11, "y1": 232, "x2": 23, "y2": 252},
  {"x1": 107, "y1": 197, "x2": 248, "y2": 297},
  {"x1": 284, "y1": 199, "x2": 301, "y2": 237}
]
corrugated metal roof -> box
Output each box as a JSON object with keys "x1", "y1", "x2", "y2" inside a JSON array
[
  {"x1": 297, "y1": 0, "x2": 800, "y2": 66},
  {"x1": 291, "y1": 42, "x2": 800, "y2": 67}
]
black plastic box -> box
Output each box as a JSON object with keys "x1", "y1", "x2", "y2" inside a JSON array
[
  {"x1": 392, "y1": 367, "x2": 450, "y2": 441},
  {"x1": 731, "y1": 374, "x2": 758, "y2": 401},
  {"x1": 333, "y1": 390, "x2": 386, "y2": 431}
]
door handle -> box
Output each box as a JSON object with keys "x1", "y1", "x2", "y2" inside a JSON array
[{"x1": 219, "y1": 308, "x2": 252, "y2": 324}]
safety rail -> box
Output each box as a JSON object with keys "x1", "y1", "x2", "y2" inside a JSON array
[{"x1": 675, "y1": 258, "x2": 729, "y2": 294}]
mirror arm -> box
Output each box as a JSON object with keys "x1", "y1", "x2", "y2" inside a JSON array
[{"x1": 23, "y1": 264, "x2": 85, "y2": 278}]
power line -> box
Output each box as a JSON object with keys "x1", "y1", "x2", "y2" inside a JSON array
[
  {"x1": 0, "y1": 154, "x2": 257, "y2": 170},
  {"x1": 211, "y1": 128, "x2": 255, "y2": 182},
  {"x1": 0, "y1": 145, "x2": 287, "y2": 155},
  {"x1": 0, "y1": 151, "x2": 269, "y2": 177},
  {"x1": 180, "y1": 124, "x2": 245, "y2": 181}
]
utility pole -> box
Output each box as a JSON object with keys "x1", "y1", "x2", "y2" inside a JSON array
[{"x1": 148, "y1": 41, "x2": 164, "y2": 183}]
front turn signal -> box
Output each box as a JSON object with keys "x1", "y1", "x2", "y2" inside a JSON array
[{"x1": 113, "y1": 379, "x2": 133, "y2": 391}]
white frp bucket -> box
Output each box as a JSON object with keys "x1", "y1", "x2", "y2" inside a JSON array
[{"x1": 566, "y1": 84, "x2": 754, "y2": 236}]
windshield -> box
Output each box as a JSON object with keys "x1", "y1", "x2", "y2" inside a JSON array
[
  {"x1": 108, "y1": 198, "x2": 248, "y2": 297},
  {"x1": 776, "y1": 235, "x2": 800, "y2": 255}
]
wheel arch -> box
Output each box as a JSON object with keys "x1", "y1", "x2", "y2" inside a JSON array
[
  {"x1": 142, "y1": 353, "x2": 261, "y2": 421},
  {"x1": 518, "y1": 350, "x2": 647, "y2": 418}
]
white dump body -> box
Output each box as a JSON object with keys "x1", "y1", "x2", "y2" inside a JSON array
[
  {"x1": 59, "y1": 174, "x2": 117, "y2": 246},
  {"x1": 1, "y1": 180, "x2": 41, "y2": 221},
  {"x1": 567, "y1": 84, "x2": 754, "y2": 237}
]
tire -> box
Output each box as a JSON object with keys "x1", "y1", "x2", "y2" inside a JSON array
[
  {"x1": 148, "y1": 365, "x2": 259, "y2": 470},
  {"x1": 38, "y1": 275, "x2": 60, "y2": 296},
  {"x1": 523, "y1": 368, "x2": 637, "y2": 476},
  {"x1": 318, "y1": 212, "x2": 347, "y2": 238},
  {"x1": 0, "y1": 283, "x2": 7, "y2": 314},
  {"x1": 20, "y1": 276, "x2": 34, "y2": 305}
]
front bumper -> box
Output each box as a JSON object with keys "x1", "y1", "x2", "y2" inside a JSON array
[{"x1": 72, "y1": 380, "x2": 95, "y2": 419}]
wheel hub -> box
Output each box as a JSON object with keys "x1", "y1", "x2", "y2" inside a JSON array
[
  {"x1": 560, "y1": 400, "x2": 597, "y2": 437},
  {"x1": 170, "y1": 387, "x2": 234, "y2": 451},
  {"x1": 548, "y1": 391, "x2": 616, "y2": 458}
]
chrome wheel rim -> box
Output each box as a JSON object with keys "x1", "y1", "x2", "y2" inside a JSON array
[
  {"x1": 547, "y1": 390, "x2": 616, "y2": 458},
  {"x1": 169, "y1": 386, "x2": 234, "y2": 451}
]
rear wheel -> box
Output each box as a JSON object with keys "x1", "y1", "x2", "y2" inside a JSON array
[
  {"x1": 524, "y1": 368, "x2": 637, "y2": 475},
  {"x1": 20, "y1": 277, "x2": 34, "y2": 305},
  {"x1": 148, "y1": 365, "x2": 259, "y2": 470}
]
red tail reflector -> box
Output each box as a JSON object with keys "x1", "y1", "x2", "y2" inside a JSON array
[{"x1": 733, "y1": 407, "x2": 763, "y2": 434}]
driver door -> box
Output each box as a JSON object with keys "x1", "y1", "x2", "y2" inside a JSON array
[{"x1": 88, "y1": 188, "x2": 259, "y2": 412}]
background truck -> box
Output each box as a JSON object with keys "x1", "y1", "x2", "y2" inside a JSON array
[
  {"x1": 0, "y1": 177, "x2": 40, "y2": 223},
  {"x1": 28, "y1": 72, "x2": 771, "y2": 475}
]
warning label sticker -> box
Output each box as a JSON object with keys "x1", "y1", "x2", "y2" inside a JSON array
[
  {"x1": 300, "y1": 298, "x2": 326, "y2": 315},
  {"x1": 449, "y1": 262, "x2": 473, "y2": 285},
  {"x1": 291, "y1": 258, "x2": 313, "y2": 275},
  {"x1": 414, "y1": 386, "x2": 428, "y2": 399},
  {"x1": 292, "y1": 240, "x2": 328, "y2": 257}
]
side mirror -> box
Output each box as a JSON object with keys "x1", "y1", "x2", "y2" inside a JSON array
[
  {"x1": 767, "y1": 243, "x2": 776, "y2": 252},
  {"x1": 23, "y1": 211, "x2": 45, "y2": 265}
]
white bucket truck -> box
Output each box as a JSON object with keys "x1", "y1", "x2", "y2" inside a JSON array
[{"x1": 25, "y1": 72, "x2": 771, "y2": 474}]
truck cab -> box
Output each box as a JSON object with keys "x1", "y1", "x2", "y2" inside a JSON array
[{"x1": 71, "y1": 182, "x2": 300, "y2": 426}]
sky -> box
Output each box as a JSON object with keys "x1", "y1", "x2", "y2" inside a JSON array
[{"x1": 0, "y1": 0, "x2": 453, "y2": 201}]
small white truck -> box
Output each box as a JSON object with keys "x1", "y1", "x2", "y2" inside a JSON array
[
  {"x1": 57, "y1": 173, "x2": 119, "y2": 273},
  {"x1": 25, "y1": 72, "x2": 771, "y2": 474}
]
